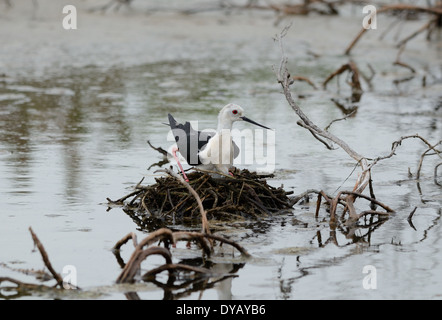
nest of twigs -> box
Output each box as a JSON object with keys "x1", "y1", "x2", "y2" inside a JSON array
[{"x1": 107, "y1": 169, "x2": 294, "y2": 229}]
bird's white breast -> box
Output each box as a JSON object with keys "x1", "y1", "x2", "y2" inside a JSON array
[{"x1": 199, "y1": 130, "x2": 234, "y2": 167}]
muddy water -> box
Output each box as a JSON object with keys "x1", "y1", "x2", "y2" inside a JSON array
[{"x1": 1, "y1": 1, "x2": 441, "y2": 299}]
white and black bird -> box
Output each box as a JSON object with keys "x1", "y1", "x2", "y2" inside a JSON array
[{"x1": 168, "y1": 103, "x2": 271, "y2": 181}]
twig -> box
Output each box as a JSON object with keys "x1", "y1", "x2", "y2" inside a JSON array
[
  {"x1": 407, "y1": 207, "x2": 418, "y2": 230},
  {"x1": 28, "y1": 227, "x2": 64, "y2": 288},
  {"x1": 291, "y1": 76, "x2": 317, "y2": 89},
  {"x1": 394, "y1": 44, "x2": 416, "y2": 73},
  {"x1": 396, "y1": 18, "x2": 437, "y2": 48},
  {"x1": 324, "y1": 109, "x2": 357, "y2": 131},
  {"x1": 147, "y1": 140, "x2": 169, "y2": 157},
  {"x1": 172, "y1": 231, "x2": 251, "y2": 258},
  {"x1": 0, "y1": 277, "x2": 54, "y2": 292},
  {"x1": 357, "y1": 210, "x2": 391, "y2": 219},
  {"x1": 142, "y1": 263, "x2": 213, "y2": 279},
  {"x1": 416, "y1": 140, "x2": 442, "y2": 180},
  {"x1": 116, "y1": 228, "x2": 174, "y2": 283},
  {"x1": 114, "y1": 226, "x2": 250, "y2": 284},
  {"x1": 289, "y1": 189, "x2": 323, "y2": 206},
  {"x1": 369, "y1": 135, "x2": 441, "y2": 171},
  {"x1": 157, "y1": 167, "x2": 211, "y2": 235},
  {"x1": 274, "y1": 26, "x2": 370, "y2": 197},
  {"x1": 116, "y1": 246, "x2": 172, "y2": 284},
  {"x1": 345, "y1": 4, "x2": 442, "y2": 55},
  {"x1": 435, "y1": 163, "x2": 442, "y2": 186},
  {"x1": 113, "y1": 232, "x2": 138, "y2": 250},
  {"x1": 323, "y1": 62, "x2": 362, "y2": 92},
  {"x1": 106, "y1": 189, "x2": 143, "y2": 205},
  {"x1": 296, "y1": 120, "x2": 335, "y2": 150},
  {"x1": 339, "y1": 191, "x2": 395, "y2": 213}
]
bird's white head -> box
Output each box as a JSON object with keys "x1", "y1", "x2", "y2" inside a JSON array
[
  {"x1": 219, "y1": 103, "x2": 244, "y2": 124},
  {"x1": 217, "y1": 103, "x2": 271, "y2": 131}
]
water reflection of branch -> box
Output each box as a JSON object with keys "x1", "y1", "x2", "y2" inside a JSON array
[
  {"x1": 313, "y1": 215, "x2": 387, "y2": 248},
  {"x1": 146, "y1": 270, "x2": 239, "y2": 301}
]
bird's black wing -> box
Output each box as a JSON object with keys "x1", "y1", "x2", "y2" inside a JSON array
[
  {"x1": 168, "y1": 114, "x2": 214, "y2": 165},
  {"x1": 233, "y1": 141, "x2": 239, "y2": 159}
]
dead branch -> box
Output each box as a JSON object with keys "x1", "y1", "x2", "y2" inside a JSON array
[
  {"x1": 114, "y1": 226, "x2": 250, "y2": 284},
  {"x1": 116, "y1": 246, "x2": 172, "y2": 284},
  {"x1": 324, "y1": 109, "x2": 357, "y2": 131},
  {"x1": 147, "y1": 140, "x2": 169, "y2": 157},
  {"x1": 171, "y1": 231, "x2": 250, "y2": 257},
  {"x1": 330, "y1": 98, "x2": 359, "y2": 115},
  {"x1": 112, "y1": 232, "x2": 139, "y2": 268},
  {"x1": 291, "y1": 76, "x2": 318, "y2": 89},
  {"x1": 89, "y1": 0, "x2": 133, "y2": 13},
  {"x1": 339, "y1": 191, "x2": 395, "y2": 213},
  {"x1": 113, "y1": 232, "x2": 138, "y2": 251},
  {"x1": 345, "y1": 4, "x2": 442, "y2": 55},
  {"x1": 356, "y1": 210, "x2": 390, "y2": 220},
  {"x1": 416, "y1": 140, "x2": 442, "y2": 180},
  {"x1": 28, "y1": 227, "x2": 64, "y2": 288},
  {"x1": 435, "y1": 163, "x2": 442, "y2": 186},
  {"x1": 274, "y1": 26, "x2": 371, "y2": 203},
  {"x1": 407, "y1": 206, "x2": 418, "y2": 230},
  {"x1": 323, "y1": 61, "x2": 362, "y2": 92},
  {"x1": 275, "y1": 31, "x2": 366, "y2": 164},
  {"x1": 393, "y1": 44, "x2": 416, "y2": 73},
  {"x1": 323, "y1": 61, "x2": 363, "y2": 106},
  {"x1": 158, "y1": 167, "x2": 211, "y2": 235},
  {"x1": 0, "y1": 228, "x2": 79, "y2": 295},
  {"x1": 289, "y1": 188, "x2": 323, "y2": 206},
  {"x1": 248, "y1": 0, "x2": 340, "y2": 16},
  {"x1": 397, "y1": 17, "x2": 438, "y2": 48},
  {"x1": 114, "y1": 172, "x2": 251, "y2": 284},
  {"x1": 296, "y1": 120, "x2": 335, "y2": 150},
  {"x1": 142, "y1": 263, "x2": 213, "y2": 280},
  {"x1": 368, "y1": 135, "x2": 442, "y2": 172},
  {"x1": 273, "y1": 25, "x2": 438, "y2": 228},
  {"x1": 0, "y1": 276, "x2": 56, "y2": 298},
  {"x1": 115, "y1": 228, "x2": 174, "y2": 283}
]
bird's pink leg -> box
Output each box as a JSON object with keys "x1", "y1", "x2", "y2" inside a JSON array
[{"x1": 172, "y1": 146, "x2": 189, "y2": 182}]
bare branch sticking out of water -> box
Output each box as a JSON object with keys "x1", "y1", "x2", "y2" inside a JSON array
[
  {"x1": 113, "y1": 168, "x2": 251, "y2": 284},
  {"x1": 345, "y1": 4, "x2": 442, "y2": 55},
  {"x1": 28, "y1": 227, "x2": 64, "y2": 288},
  {"x1": 274, "y1": 25, "x2": 375, "y2": 225},
  {"x1": 114, "y1": 227, "x2": 250, "y2": 284},
  {"x1": 407, "y1": 207, "x2": 418, "y2": 230},
  {"x1": 0, "y1": 228, "x2": 80, "y2": 296},
  {"x1": 275, "y1": 25, "x2": 440, "y2": 227}
]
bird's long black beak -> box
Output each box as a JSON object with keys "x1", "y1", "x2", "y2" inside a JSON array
[{"x1": 240, "y1": 116, "x2": 272, "y2": 130}]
